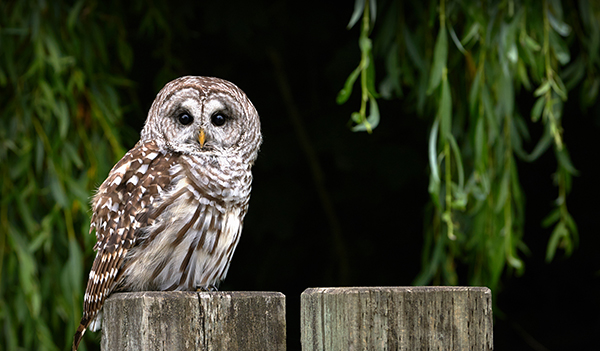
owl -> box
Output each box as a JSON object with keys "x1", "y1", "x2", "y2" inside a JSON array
[{"x1": 72, "y1": 76, "x2": 262, "y2": 351}]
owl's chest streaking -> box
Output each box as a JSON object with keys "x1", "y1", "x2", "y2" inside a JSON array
[
  {"x1": 91, "y1": 140, "x2": 253, "y2": 293},
  {"x1": 120, "y1": 151, "x2": 251, "y2": 291}
]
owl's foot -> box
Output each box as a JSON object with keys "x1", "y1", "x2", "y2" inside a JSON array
[{"x1": 196, "y1": 284, "x2": 218, "y2": 292}]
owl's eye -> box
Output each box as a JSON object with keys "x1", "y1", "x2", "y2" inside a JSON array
[
  {"x1": 178, "y1": 113, "x2": 193, "y2": 126},
  {"x1": 211, "y1": 113, "x2": 227, "y2": 127}
]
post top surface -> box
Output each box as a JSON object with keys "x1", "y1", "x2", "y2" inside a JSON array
[
  {"x1": 302, "y1": 286, "x2": 491, "y2": 295},
  {"x1": 107, "y1": 291, "x2": 285, "y2": 301}
]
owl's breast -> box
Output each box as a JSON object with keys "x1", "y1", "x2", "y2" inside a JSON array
[
  {"x1": 182, "y1": 153, "x2": 253, "y2": 205},
  {"x1": 118, "y1": 156, "x2": 251, "y2": 292}
]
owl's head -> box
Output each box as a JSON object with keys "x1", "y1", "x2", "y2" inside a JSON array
[{"x1": 141, "y1": 76, "x2": 262, "y2": 164}]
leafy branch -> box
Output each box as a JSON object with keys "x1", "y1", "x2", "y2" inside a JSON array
[
  {"x1": 340, "y1": 0, "x2": 599, "y2": 291},
  {"x1": 337, "y1": 0, "x2": 380, "y2": 133}
]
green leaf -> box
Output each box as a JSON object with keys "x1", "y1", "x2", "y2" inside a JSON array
[
  {"x1": 429, "y1": 119, "x2": 440, "y2": 184},
  {"x1": 495, "y1": 167, "x2": 510, "y2": 213},
  {"x1": 468, "y1": 68, "x2": 483, "y2": 116},
  {"x1": 518, "y1": 126, "x2": 553, "y2": 162},
  {"x1": 565, "y1": 212, "x2": 579, "y2": 243},
  {"x1": 547, "y1": 9, "x2": 571, "y2": 36},
  {"x1": 523, "y1": 34, "x2": 542, "y2": 51},
  {"x1": 365, "y1": 47, "x2": 379, "y2": 99},
  {"x1": 517, "y1": 60, "x2": 531, "y2": 90},
  {"x1": 561, "y1": 57, "x2": 586, "y2": 90},
  {"x1": 507, "y1": 253, "x2": 524, "y2": 270},
  {"x1": 546, "y1": 221, "x2": 567, "y2": 262},
  {"x1": 446, "y1": 133, "x2": 464, "y2": 190},
  {"x1": 347, "y1": 0, "x2": 365, "y2": 29},
  {"x1": 461, "y1": 22, "x2": 480, "y2": 46},
  {"x1": 549, "y1": 30, "x2": 570, "y2": 65},
  {"x1": 474, "y1": 117, "x2": 485, "y2": 163},
  {"x1": 551, "y1": 74, "x2": 568, "y2": 101},
  {"x1": 507, "y1": 43, "x2": 518, "y2": 63},
  {"x1": 556, "y1": 147, "x2": 578, "y2": 175},
  {"x1": 367, "y1": 96, "x2": 380, "y2": 128},
  {"x1": 520, "y1": 36, "x2": 541, "y2": 79},
  {"x1": 56, "y1": 100, "x2": 70, "y2": 140},
  {"x1": 351, "y1": 96, "x2": 380, "y2": 132},
  {"x1": 451, "y1": 183, "x2": 467, "y2": 210},
  {"x1": 510, "y1": 163, "x2": 525, "y2": 215},
  {"x1": 43, "y1": 36, "x2": 63, "y2": 74},
  {"x1": 336, "y1": 65, "x2": 362, "y2": 105},
  {"x1": 481, "y1": 86, "x2": 498, "y2": 143},
  {"x1": 448, "y1": 23, "x2": 466, "y2": 54},
  {"x1": 427, "y1": 26, "x2": 448, "y2": 94},
  {"x1": 428, "y1": 173, "x2": 441, "y2": 209},
  {"x1": 511, "y1": 120, "x2": 526, "y2": 161},
  {"x1": 65, "y1": 143, "x2": 84, "y2": 169},
  {"x1": 498, "y1": 71, "x2": 514, "y2": 117},
  {"x1": 38, "y1": 81, "x2": 55, "y2": 111},
  {"x1": 531, "y1": 96, "x2": 545, "y2": 122},
  {"x1": 67, "y1": 0, "x2": 85, "y2": 30},
  {"x1": 17, "y1": 193, "x2": 37, "y2": 235},
  {"x1": 369, "y1": 0, "x2": 377, "y2": 27},
  {"x1": 534, "y1": 80, "x2": 551, "y2": 96},
  {"x1": 542, "y1": 208, "x2": 561, "y2": 227},
  {"x1": 35, "y1": 136, "x2": 44, "y2": 174},
  {"x1": 380, "y1": 43, "x2": 402, "y2": 99}
]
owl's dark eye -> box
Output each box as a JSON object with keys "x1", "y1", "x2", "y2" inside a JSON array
[
  {"x1": 211, "y1": 113, "x2": 227, "y2": 127},
  {"x1": 178, "y1": 113, "x2": 193, "y2": 126}
]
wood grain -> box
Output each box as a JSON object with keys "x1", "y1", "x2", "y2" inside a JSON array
[{"x1": 301, "y1": 287, "x2": 493, "y2": 351}]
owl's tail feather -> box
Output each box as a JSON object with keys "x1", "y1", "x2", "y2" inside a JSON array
[{"x1": 72, "y1": 317, "x2": 89, "y2": 351}]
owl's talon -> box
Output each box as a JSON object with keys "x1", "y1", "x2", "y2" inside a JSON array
[{"x1": 196, "y1": 284, "x2": 218, "y2": 292}]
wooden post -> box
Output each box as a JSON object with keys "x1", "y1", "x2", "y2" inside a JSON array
[
  {"x1": 301, "y1": 287, "x2": 493, "y2": 351},
  {"x1": 101, "y1": 291, "x2": 286, "y2": 351}
]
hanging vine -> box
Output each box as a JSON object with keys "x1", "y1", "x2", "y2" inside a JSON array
[{"x1": 340, "y1": 0, "x2": 598, "y2": 290}]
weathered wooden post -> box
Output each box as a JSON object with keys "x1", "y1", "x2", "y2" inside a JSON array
[
  {"x1": 101, "y1": 291, "x2": 286, "y2": 350},
  {"x1": 301, "y1": 287, "x2": 493, "y2": 350}
]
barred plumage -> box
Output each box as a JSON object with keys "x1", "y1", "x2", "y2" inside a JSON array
[{"x1": 73, "y1": 76, "x2": 261, "y2": 350}]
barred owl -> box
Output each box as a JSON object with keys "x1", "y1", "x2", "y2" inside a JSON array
[{"x1": 72, "y1": 76, "x2": 262, "y2": 350}]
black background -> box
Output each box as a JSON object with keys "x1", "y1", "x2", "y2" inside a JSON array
[{"x1": 120, "y1": 1, "x2": 600, "y2": 350}]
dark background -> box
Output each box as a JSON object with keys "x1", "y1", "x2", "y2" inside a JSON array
[{"x1": 119, "y1": 1, "x2": 600, "y2": 350}]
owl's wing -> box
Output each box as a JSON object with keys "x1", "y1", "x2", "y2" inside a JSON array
[{"x1": 72, "y1": 140, "x2": 174, "y2": 351}]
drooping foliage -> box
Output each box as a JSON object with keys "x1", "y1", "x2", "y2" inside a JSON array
[
  {"x1": 340, "y1": 0, "x2": 599, "y2": 291},
  {"x1": 0, "y1": 1, "x2": 135, "y2": 349}
]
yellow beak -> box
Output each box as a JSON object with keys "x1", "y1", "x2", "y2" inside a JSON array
[{"x1": 198, "y1": 129, "x2": 206, "y2": 147}]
